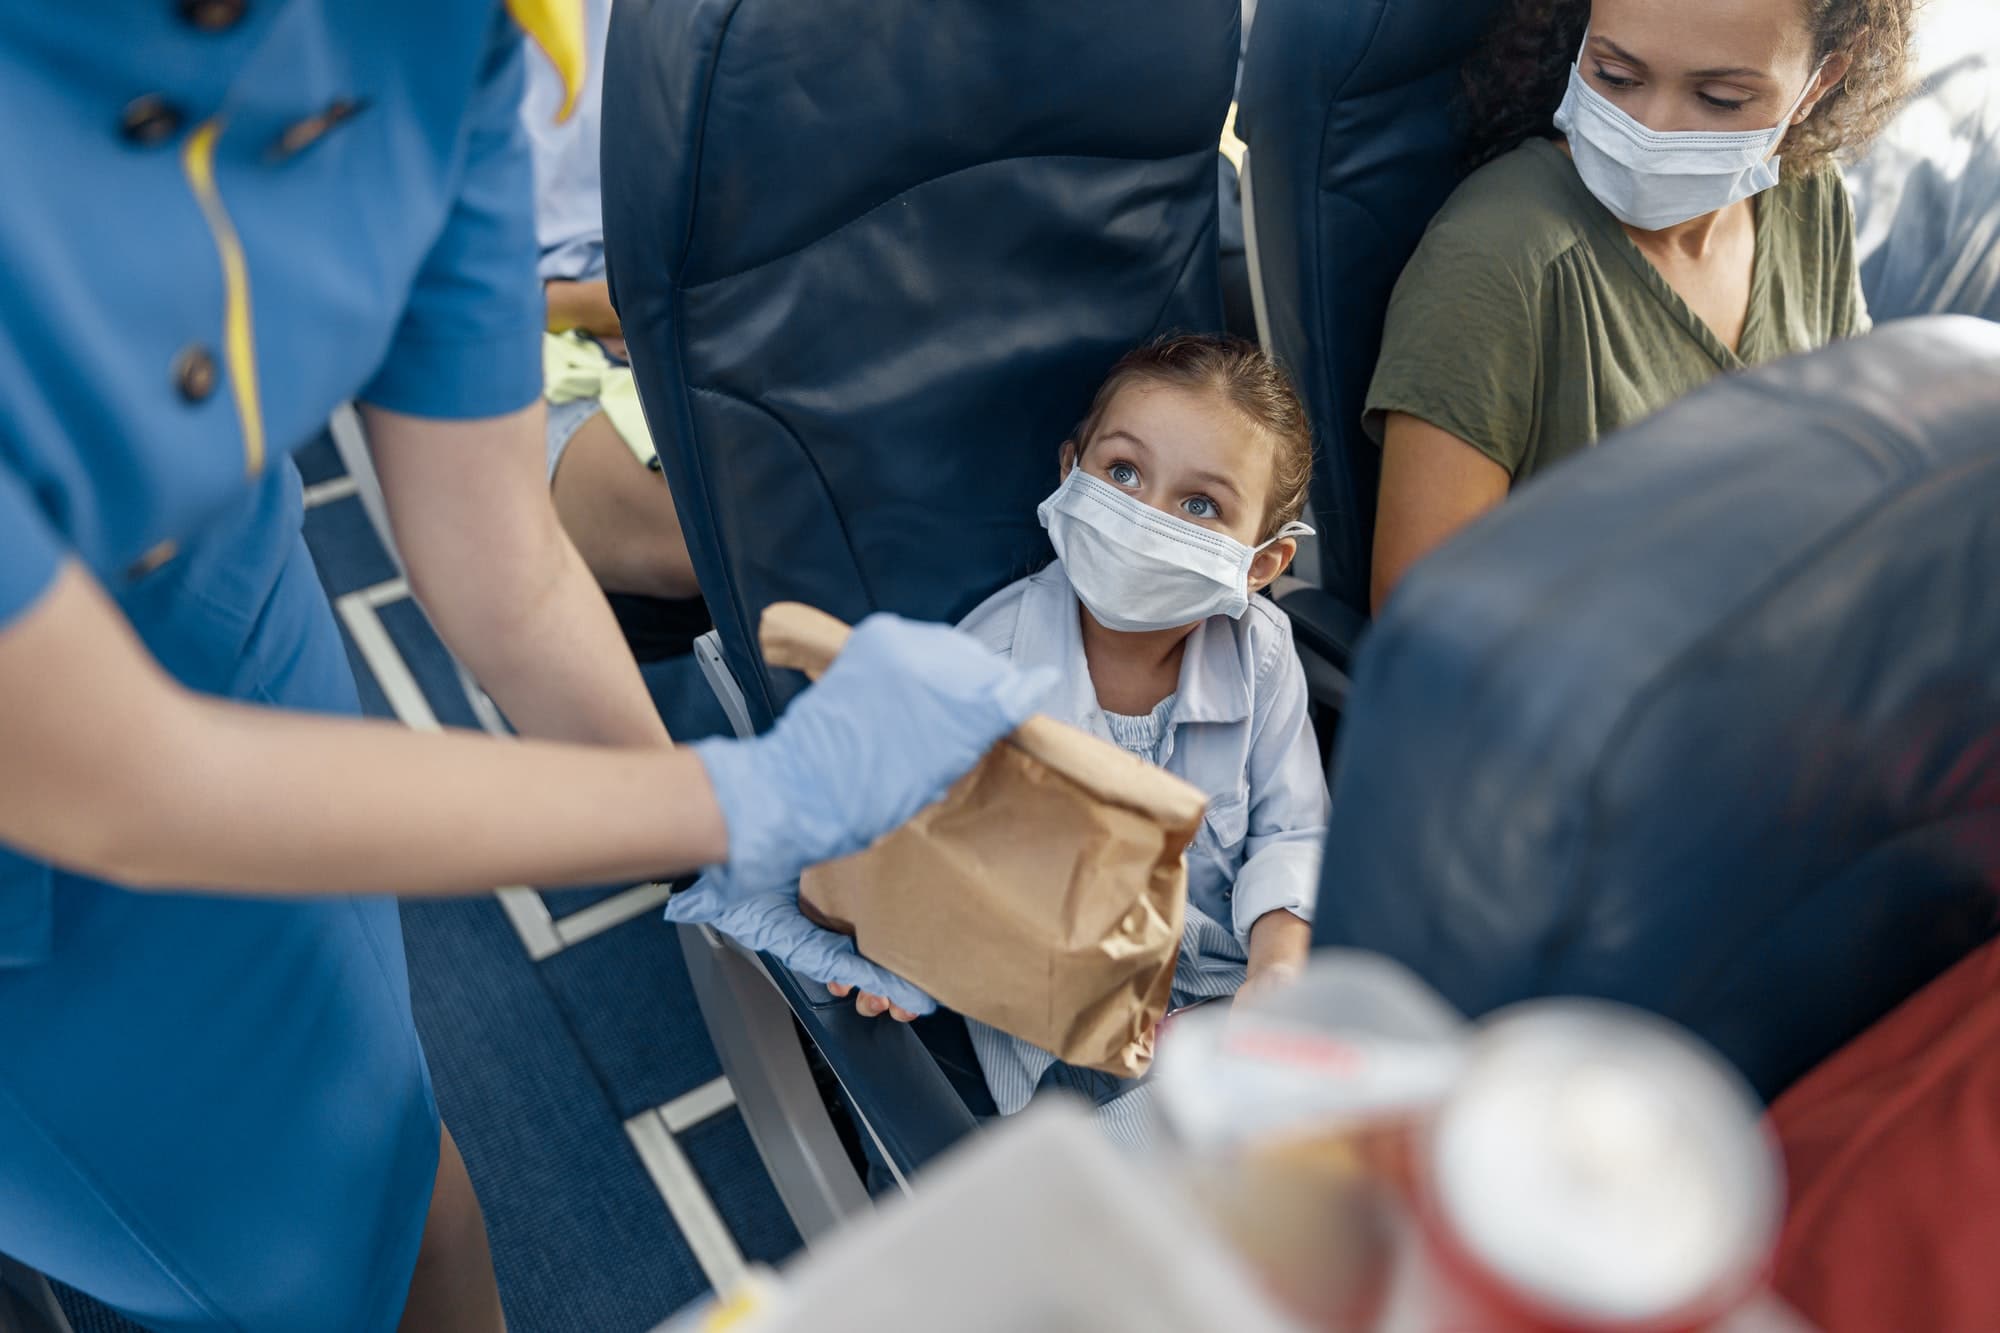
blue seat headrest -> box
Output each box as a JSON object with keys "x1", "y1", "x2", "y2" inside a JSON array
[
  {"x1": 1237, "y1": 0, "x2": 1508, "y2": 611},
  {"x1": 602, "y1": 0, "x2": 1237, "y2": 726},
  {"x1": 1316, "y1": 317, "x2": 2000, "y2": 1098}
]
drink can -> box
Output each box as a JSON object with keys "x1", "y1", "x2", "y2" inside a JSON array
[{"x1": 1387, "y1": 1000, "x2": 1783, "y2": 1333}]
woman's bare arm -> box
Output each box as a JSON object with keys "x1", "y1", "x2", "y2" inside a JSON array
[
  {"x1": 0, "y1": 562, "x2": 725, "y2": 895},
  {"x1": 364, "y1": 401, "x2": 670, "y2": 748},
  {"x1": 1371, "y1": 411, "x2": 1513, "y2": 614}
]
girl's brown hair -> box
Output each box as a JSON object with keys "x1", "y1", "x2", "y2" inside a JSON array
[
  {"x1": 1071, "y1": 333, "x2": 1315, "y2": 542},
  {"x1": 1458, "y1": 0, "x2": 1915, "y2": 180}
]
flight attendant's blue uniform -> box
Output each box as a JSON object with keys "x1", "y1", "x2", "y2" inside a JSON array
[{"x1": 0, "y1": 3, "x2": 579, "y2": 1328}]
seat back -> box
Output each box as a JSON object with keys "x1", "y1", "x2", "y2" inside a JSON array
[
  {"x1": 1235, "y1": 0, "x2": 1506, "y2": 612},
  {"x1": 602, "y1": 0, "x2": 1237, "y2": 731},
  {"x1": 1847, "y1": 1, "x2": 2000, "y2": 323},
  {"x1": 1313, "y1": 318, "x2": 2000, "y2": 1099}
]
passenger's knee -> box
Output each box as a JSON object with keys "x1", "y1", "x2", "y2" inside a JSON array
[
  {"x1": 603, "y1": 508, "x2": 700, "y2": 600},
  {"x1": 632, "y1": 539, "x2": 701, "y2": 601}
]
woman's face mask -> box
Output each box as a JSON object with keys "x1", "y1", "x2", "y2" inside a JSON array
[
  {"x1": 1553, "y1": 34, "x2": 1825, "y2": 232},
  {"x1": 1037, "y1": 467, "x2": 1311, "y2": 633}
]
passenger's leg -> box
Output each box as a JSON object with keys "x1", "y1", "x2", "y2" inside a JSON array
[
  {"x1": 397, "y1": 1123, "x2": 506, "y2": 1333},
  {"x1": 550, "y1": 410, "x2": 700, "y2": 600}
]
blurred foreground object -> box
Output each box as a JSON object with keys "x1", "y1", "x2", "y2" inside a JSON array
[
  {"x1": 1403, "y1": 1003, "x2": 1783, "y2": 1332},
  {"x1": 1769, "y1": 936, "x2": 2000, "y2": 1333},
  {"x1": 1156, "y1": 953, "x2": 1810, "y2": 1332},
  {"x1": 660, "y1": 953, "x2": 1820, "y2": 1332},
  {"x1": 656, "y1": 1099, "x2": 1298, "y2": 1333}
]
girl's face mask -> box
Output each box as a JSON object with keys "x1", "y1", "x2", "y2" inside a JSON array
[
  {"x1": 1552, "y1": 34, "x2": 1824, "y2": 232},
  {"x1": 1037, "y1": 467, "x2": 1312, "y2": 634}
]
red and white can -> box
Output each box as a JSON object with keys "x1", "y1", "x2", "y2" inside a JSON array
[{"x1": 1378, "y1": 1000, "x2": 1784, "y2": 1333}]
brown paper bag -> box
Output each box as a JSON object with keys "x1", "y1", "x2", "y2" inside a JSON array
[{"x1": 762, "y1": 603, "x2": 1207, "y2": 1077}]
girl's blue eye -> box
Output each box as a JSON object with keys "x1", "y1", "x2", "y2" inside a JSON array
[
  {"x1": 1183, "y1": 496, "x2": 1219, "y2": 520},
  {"x1": 1109, "y1": 462, "x2": 1140, "y2": 488}
]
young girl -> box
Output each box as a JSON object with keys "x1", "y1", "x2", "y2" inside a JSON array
[{"x1": 836, "y1": 333, "x2": 1331, "y2": 1143}]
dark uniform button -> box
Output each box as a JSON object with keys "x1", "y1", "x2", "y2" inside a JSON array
[
  {"x1": 172, "y1": 345, "x2": 218, "y2": 403},
  {"x1": 270, "y1": 97, "x2": 368, "y2": 161},
  {"x1": 119, "y1": 94, "x2": 185, "y2": 146},
  {"x1": 178, "y1": 0, "x2": 248, "y2": 31},
  {"x1": 126, "y1": 541, "x2": 180, "y2": 581}
]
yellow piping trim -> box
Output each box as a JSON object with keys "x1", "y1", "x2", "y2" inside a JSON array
[
  {"x1": 508, "y1": 0, "x2": 586, "y2": 123},
  {"x1": 180, "y1": 121, "x2": 266, "y2": 477}
]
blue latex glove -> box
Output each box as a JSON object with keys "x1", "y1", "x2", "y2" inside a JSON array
[
  {"x1": 689, "y1": 612, "x2": 1053, "y2": 893},
  {"x1": 664, "y1": 872, "x2": 937, "y2": 1016}
]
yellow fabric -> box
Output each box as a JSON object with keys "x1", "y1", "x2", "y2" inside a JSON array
[
  {"x1": 508, "y1": 0, "x2": 587, "y2": 122},
  {"x1": 543, "y1": 331, "x2": 657, "y2": 467},
  {"x1": 699, "y1": 1285, "x2": 771, "y2": 1330},
  {"x1": 180, "y1": 121, "x2": 267, "y2": 477}
]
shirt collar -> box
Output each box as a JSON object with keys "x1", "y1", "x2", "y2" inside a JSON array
[{"x1": 1011, "y1": 564, "x2": 1254, "y2": 732}]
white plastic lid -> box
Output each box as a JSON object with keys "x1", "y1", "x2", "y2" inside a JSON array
[
  {"x1": 1153, "y1": 950, "x2": 1468, "y2": 1150},
  {"x1": 1426, "y1": 1001, "x2": 1782, "y2": 1326}
]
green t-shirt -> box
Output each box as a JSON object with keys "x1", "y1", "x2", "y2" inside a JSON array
[{"x1": 1365, "y1": 136, "x2": 1871, "y2": 483}]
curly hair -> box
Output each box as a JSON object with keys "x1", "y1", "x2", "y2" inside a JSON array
[{"x1": 1458, "y1": 0, "x2": 1916, "y2": 179}]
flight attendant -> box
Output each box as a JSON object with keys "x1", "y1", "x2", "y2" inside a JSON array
[{"x1": 0, "y1": 4, "x2": 1042, "y2": 1329}]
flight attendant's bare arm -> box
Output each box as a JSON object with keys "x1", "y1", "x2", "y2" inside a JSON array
[
  {"x1": 0, "y1": 396, "x2": 1039, "y2": 902},
  {"x1": 0, "y1": 558, "x2": 725, "y2": 894},
  {"x1": 363, "y1": 401, "x2": 668, "y2": 748}
]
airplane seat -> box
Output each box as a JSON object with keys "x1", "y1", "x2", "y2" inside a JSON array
[
  {"x1": 1313, "y1": 317, "x2": 2000, "y2": 1101},
  {"x1": 600, "y1": 0, "x2": 1239, "y2": 1224},
  {"x1": 1215, "y1": 153, "x2": 1257, "y2": 343},
  {"x1": 1846, "y1": 4, "x2": 2000, "y2": 325},
  {"x1": 0, "y1": 1254, "x2": 71, "y2": 1333},
  {"x1": 1234, "y1": 0, "x2": 1508, "y2": 679}
]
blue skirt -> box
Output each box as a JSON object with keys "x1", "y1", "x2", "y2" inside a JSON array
[{"x1": 0, "y1": 472, "x2": 439, "y2": 1331}]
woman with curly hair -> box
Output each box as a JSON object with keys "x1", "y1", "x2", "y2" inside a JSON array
[{"x1": 1365, "y1": 0, "x2": 1914, "y2": 609}]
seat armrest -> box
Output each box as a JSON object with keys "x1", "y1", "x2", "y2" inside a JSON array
[
  {"x1": 768, "y1": 965, "x2": 982, "y2": 1184},
  {"x1": 1272, "y1": 577, "x2": 1367, "y2": 667},
  {"x1": 691, "y1": 640, "x2": 977, "y2": 1185},
  {"x1": 1271, "y1": 578, "x2": 1368, "y2": 706},
  {"x1": 0, "y1": 1254, "x2": 73, "y2": 1333}
]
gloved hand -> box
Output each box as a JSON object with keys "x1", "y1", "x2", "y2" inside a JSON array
[
  {"x1": 690, "y1": 612, "x2": 1053, "y2": 893},
  {"x1": 663, "y1": 871, "x2": 937, "y2": 1016}
]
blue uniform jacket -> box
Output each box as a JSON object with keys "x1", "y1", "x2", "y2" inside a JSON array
[{"x1": 0, "y1": 0, "x2": 575, "y2": 962}]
